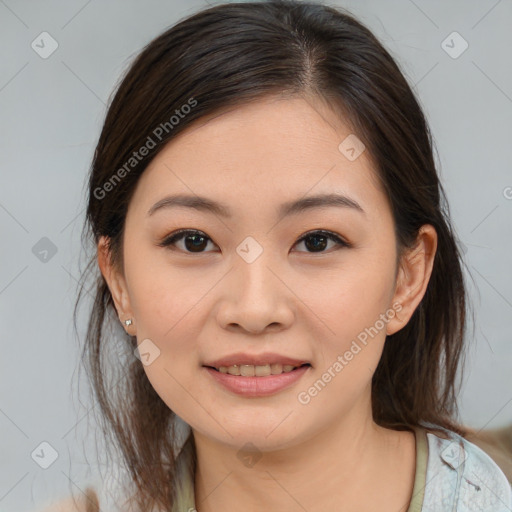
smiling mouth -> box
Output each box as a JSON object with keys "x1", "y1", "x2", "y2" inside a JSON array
[{"x1": 205, "y1": 363, "x2": 311, "y2": 377}]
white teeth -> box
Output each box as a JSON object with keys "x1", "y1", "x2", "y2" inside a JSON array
[
  {"x1": 271, "y1": 363, "x2": 283, "y2": 374},
  {"x1": 217, "y1": 363, "x2": 302, "y2": 376}
]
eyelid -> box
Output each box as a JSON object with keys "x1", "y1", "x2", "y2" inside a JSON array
[
  {"x1": 295, "y1": 229, "x2": 351, "y2": 249},
  {"x1": 157, "y1": 228, "x2": 351, "y2": 253},
  {"x1": 157, "y1": 228, "x2": 217, "y2": 252}
]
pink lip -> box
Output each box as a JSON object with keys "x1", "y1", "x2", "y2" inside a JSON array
[
  {"x1": 204, "y1": 352, "x2": 310, "y2": 368},
  {"x1": 204, "y1": 365, "x2": 310, "y2": 397}
]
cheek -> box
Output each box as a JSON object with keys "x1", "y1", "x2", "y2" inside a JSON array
[
  {"x1": 296, "y1": 267, "x2": 393, "y2": 415},
  {"x1": 308, "y1": 253, "x2": 396, "y2": 340},
  {"x1": 125, "y1": 258, "x2": 211, "y2": 416},
  {"x1": 298, "y1": 249, "x2": 396, "y2": 399},
  {"x1": 124, "y1": 241, "x2": 214, "y2": 340}
]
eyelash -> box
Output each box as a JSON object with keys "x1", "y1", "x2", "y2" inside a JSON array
[{"x1": 157, "y1": 229, "x2": 351, "y2": 254}]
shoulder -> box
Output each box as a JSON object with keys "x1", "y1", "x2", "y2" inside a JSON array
[
  {"x1": 422, "y1": 425, "x2": 512, "y2": 511},
  {"x1": 464, "y1": 425, "x2": 512, "y2": 483},
  {"x1": 39, "y1": 487, "x2": 99, "y2": 512}
]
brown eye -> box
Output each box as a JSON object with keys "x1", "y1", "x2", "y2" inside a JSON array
[
  {"x1": 159, "y1": 229, "x2": 217, "y2": 253},
  {"x1": 293, "y1": 230, "x2": 350, "y2": 253},
  {"x1": 158, "y1": 228, "x2": 350, "y2": 255}
]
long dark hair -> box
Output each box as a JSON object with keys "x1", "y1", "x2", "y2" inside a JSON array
[{"x1": 74, "y1": 1, "x2": 472, "y2": 510}]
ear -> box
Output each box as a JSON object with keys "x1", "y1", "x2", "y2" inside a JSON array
[
  {"x1": 386, "y1": 224, "x2": 437, "y2": 336},
  {"x1": 97, "y1": 235, "x2": 135, "y2": 334}
]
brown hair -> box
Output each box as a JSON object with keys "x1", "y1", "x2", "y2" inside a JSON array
[{"x1": 74, "y1": 1, "x2": 472, "y2": 510}]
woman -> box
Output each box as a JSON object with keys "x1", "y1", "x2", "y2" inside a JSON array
[{"x1": 50, "y1": 1, "x2": 512, "y2": 510}]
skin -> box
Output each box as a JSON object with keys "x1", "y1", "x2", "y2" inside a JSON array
[{"x1": 98, "y1": 94, "x2": 437, "y2": 512}]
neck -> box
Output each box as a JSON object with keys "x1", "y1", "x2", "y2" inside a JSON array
[{"x1": 192, "y1": 403, "x2": 416, "y2": 512}]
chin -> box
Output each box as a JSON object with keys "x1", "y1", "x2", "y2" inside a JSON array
[{"x1": 201, "y1": 420, "x2": 309, "y2": 452}]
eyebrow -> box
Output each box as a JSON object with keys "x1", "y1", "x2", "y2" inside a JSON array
[{"x1": 147, "y1": 193, "x2": 365, "y2": 218}]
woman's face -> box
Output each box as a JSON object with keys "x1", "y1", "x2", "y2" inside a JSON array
[{"x1": 100, "y1": 95, "x2": 432, "y2": 452}]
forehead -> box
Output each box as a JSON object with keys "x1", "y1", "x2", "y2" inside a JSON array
[{"x1": 129, "y1": 95, "x2": 388, "y2": 221}]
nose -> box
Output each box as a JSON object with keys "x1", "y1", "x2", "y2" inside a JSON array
[{"x1": 216, "y1": 255, "x2": 295, "y2": 334}]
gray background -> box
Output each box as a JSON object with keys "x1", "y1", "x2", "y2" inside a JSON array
[{"x1": 1, "y1": 0, "x2": 511, "y2": 510}]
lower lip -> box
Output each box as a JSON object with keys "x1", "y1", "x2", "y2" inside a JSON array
[{"x1": 204, "y1": 365, "x2": 310, "y2": 397}]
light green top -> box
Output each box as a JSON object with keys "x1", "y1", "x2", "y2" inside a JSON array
[
  {"x1": 408, "y1": 426, "x2": 428, "y2": 511},
  {"x1": 171, "y1": 426, "x2": 428, "y2": 511}
]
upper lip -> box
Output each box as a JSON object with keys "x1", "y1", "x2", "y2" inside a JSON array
[{"x1": 204, "y1": 352, "x2": 310, "y2": 368}]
